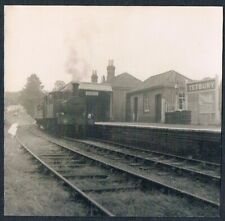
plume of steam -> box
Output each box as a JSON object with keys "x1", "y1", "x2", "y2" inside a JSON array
[{"x1": 65, "y1": 48, "x2": 88, "y2": 82}]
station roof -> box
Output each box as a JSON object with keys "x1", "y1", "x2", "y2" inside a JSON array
[
  {"x1": 78, "y1": 82, "x2": 112, "y2": 92},
  {"x1": 129, "y1": 70, "x2": 192, "y2": 94},
  {"x1": 52, "y1": 81, "x2": 112, "y2": 93},
  {"x1": 111, "y1": 72, "x2": 142, "y2": 88}
]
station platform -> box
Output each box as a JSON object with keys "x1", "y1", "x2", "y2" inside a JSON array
[
  {"x1": 92, "y1": 121, "x2": 221, "y2": 163},
  {"x1": 95, "y1": 122, "x2": 221, "y2": 133}
]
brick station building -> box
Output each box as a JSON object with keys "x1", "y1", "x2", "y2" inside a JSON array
[
  {"x1": 90, "y1": 62, "x2": 221, "y2": 126},
  {"x1": 126, "y1": 71, "x2": 221, "y2": 125},
  {"x1": 126, "y1": 70, "x2": 191, "y2": 124}
]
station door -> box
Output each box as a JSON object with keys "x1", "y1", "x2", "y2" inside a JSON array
[
  {"x1": 155, "y1": 94, "x2": 162, "y2": 123},
  {"x1": 134, "y1": 97, "x2": 138, "y2": 122}
]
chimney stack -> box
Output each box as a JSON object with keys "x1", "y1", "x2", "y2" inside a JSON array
[
  {"x1": 107, "y1": 59, "x2": 115, "y2": 83},
  {"x1": 91, "y1": 70, "x2": 98, "y2": 83}
]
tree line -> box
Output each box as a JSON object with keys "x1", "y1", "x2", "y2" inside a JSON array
[{"x1": 5, "y1": 73, "x2": 65, "y2": 117}]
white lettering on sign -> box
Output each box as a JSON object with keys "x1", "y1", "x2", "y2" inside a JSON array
[
  {"x1": 187, "y1": 80, "x2": 215, "y2": 92},
  {"x1": 85, "y1": 91, "x2": 99, "y2": 96}
]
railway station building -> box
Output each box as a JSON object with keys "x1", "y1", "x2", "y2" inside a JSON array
[
  {"x1": 93, "y1": 60, "x2": 141, "y2": 122},
  {"x1": 126, "y1": 71, "x2": 221, "y2": 126},
  {"x1": 126, "y1": 70, "x2": 192, "y2": 124}
]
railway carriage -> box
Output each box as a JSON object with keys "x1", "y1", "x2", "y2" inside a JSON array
[{"x1": 34, "y1": 81, "x2": 112, "y2": 137}]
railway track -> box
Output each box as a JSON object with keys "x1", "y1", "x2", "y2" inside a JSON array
[
  {"x1": 90, "y1": 137, "x2": 220, "y2": 167},
  {"x1": 32, "y1": 128, "x2": 221, "y2": 204},
  {"x1": 29, "y1": 127, "x2": 220, "y2": 209},
  {"x1": 16, "y1": 126, "x2": 220, "y2": 216},
  {"x1": 74, "y1": 138, "x2": 221, "y2": 183},
  {"x1": 16, "y1": 136, "x2": 114, "y2": 216}
]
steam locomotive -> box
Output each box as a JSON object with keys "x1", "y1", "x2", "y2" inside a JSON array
[{"x1": 34, "y1": 81, "x2": 112, "y2": 137}]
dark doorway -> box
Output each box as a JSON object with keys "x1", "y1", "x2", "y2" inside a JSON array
[
  {"x1": 134, "y1": 97, "x2": 138, "y2": 122},
  {"x1": 155, "y1": 94, "x2": 162, "y2": 122}
]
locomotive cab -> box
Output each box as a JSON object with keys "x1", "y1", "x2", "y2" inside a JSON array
[{"x1": 57, "y1": 82, "x2": 112, "y2": 138}]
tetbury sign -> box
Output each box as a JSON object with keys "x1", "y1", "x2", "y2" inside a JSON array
[
  {"x1": 187, "y1": 79, "x2": 215, "y2": 92},
  {"x1": 186, "y1": 78, "x2": 219, "y2": 116}
]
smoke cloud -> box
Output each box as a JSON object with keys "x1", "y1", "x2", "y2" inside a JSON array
[{"x1": 65, "y1": 48, "x2": 88, "y2": 82}]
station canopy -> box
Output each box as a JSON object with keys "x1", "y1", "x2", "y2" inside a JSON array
[
  {"x1": 78, "y1": 82, "x2": 112, "y2": 92},
  {"x1": 56, "y1": 81, "x2": 112, "y2": 92}
]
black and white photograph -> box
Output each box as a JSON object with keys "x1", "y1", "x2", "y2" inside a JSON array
[{"x1": 4, "y1": 5, "x2": 223, "y2": 217}]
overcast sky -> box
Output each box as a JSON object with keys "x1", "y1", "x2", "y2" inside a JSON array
[{"x1": 5, "y1": 6, "x2": 223, "y2": 92}]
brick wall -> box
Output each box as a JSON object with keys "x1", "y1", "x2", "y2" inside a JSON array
[{"x1": 90, "y1": 124, "x2": 221, "y2": 163}]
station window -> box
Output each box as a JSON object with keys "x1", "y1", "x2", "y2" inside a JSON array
[
  {"x1": 178, "y1": 92, "x2": 186, "y2": 110},
  {"x1": 143, "y1": 94, "x2": 150, "y2": 112}
]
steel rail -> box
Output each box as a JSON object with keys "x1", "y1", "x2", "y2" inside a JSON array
[
  {"x1": 88, "y1": 137, "x2": 220, "y2": 167},
  {"x1": 15, "y1": 136, "x2": 115, "y2": 217},
  {"x1": 65, "y1": 137, "x2": 220, "y2": 184},
  {"x1": 43, "y1": 136, "x2": 219, "y2": 209}
]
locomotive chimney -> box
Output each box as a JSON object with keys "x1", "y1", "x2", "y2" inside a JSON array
[
  {"x1": 106, "y1": 59, "x2": 115, "y2": 83},
  {"x1": 91, "y1": 70, "x2": 98, "y2": 83}
]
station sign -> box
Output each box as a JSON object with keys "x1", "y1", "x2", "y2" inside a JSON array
[
  {"x1": 85, "y1": 91, "x2": 99, "y2": 96},
  {"x1": 187, "y1": 79, "x2": 215, "y2": 93},
  {"x1": 186, "y1": 78, "x2": 217, "y2": 114}
]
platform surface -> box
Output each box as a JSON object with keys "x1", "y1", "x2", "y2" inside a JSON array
[{"x1": 95, "y1": 122, "x2": 221, "y2": 133}]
